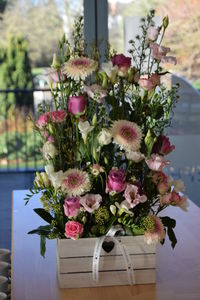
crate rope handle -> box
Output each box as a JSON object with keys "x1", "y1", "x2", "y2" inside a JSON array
[{"x1": 92, "y1": 225, "x2": 135, "y2": 285}]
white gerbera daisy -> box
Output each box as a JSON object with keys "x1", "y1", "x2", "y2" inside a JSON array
[
  {"x1": 62, "y1": 169, "x2": 91, "y2": 196},
  {"x1": 63, "y1": 57, "x2": 98, "y2": 81},
  {"x1": 110, "y1": 120, "x2": 142, "y2": 152}
]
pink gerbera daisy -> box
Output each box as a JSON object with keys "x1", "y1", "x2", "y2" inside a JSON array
[
  {"x1": 110, "y1": 120, "x2": 142, "y2": 151},
  {"x1": 63, "y1": 57, "x2": 98, "y2": 81},
  {"x1": 144, "y1": 215, "x2": 165, "y2": 245},
  {"x1": 62, "y1": 169, "x2": 91, "y2": 196}
]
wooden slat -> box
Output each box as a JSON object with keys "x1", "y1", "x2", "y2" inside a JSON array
[
  {"x1": 58, "y1": 269, "x2": 156, "y2": 288},
  {"x1": 59, "y1": 254, "x2": 156, "y2": 273},
  {"x1": 57, "y1": 236, "x2": 156, "y2": 258}
]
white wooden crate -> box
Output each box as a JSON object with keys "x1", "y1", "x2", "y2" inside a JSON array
[{"x1": 56, "y1": 236, "x2": 156, "y2": 288}]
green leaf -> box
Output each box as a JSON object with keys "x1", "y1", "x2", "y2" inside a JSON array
[
  {"x1": 28, "y1": 225, "x2": 51, "y2": 235},
  {"x1": 33, "y1": 208, "x2": 54, "y2": 224},
  {"x1": 40, "y1": 235, "x2": 46, "y2": 257}
]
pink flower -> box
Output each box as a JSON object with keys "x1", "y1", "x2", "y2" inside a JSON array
[
  {"x1": 144, "y1": 215, "x2": 165, "y2": 245},
  {"x1": 112, "y1": 54, "x2": 131, "y2": 76},
  {"x1": 65, "y1": 221, "x2": 83, "y2": 240},
  {"x1": 124, "y1": 184, "x2": 147, "y2": 208},
  {"x1": 106, "y1": 169, "x2": 126, "y2": 193},
  {"x1": 150, "y1": 171, "x2": 170, "y2": 195},
  {"x1": 37, "y1": 112, "x2": 49, "y2": 129},
  {"x1": 146, "y1": 154, "x2": 170, "y2": 172},
  {"x1": 84, "y1": 84, "x2": 107, "y2": 103},
  {"x1": 150, "y1": 43, "x2": 170, "y2": 60},
  {"x1": 50, "y1": 110, "x2": 67, "y2": 123},
  {"x1": 80, "y1": 194, "x2": 102, "y2": 213},
  {"x1": 138, "y1": 74, "x2": 160, "y2": 91},
  {"x1": 49, "y1": 69, "x2": 66, "y2": 83},
  {"x1": 63, "y1": 197, "x2": 80, "y2": 217},
  {"x1": 160, "y1": 191, "x2": 189, "y2": 211},
  {"x1": 146, "y1": 26, "x2": 160, "y2": 42},
  {"x1": 153, "y1": 135, "x2": 175, "y2": 156},
  {"x1": 157, "y1": 181, "x2": 170, "y2": 195},
  {"x1": 68, "y1": 96, "x2": 87, "y2": 115},
  {"x1": 150, "y1": 43, "x2": 177, "y2": 65},
  {"x1": 48, "y1": 136, "x2": 54, "y2": 143}
]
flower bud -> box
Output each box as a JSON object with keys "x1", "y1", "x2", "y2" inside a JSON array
[
  {"x1": 110, "y1": 205, "x2": 116, "y2": 215},
  {"x1": 163, "y1": 15, "x2": 169, "y2": 29},
  {"x1": 51, "y1": 53, "x2": 60, "y2": 70},
  {"x1": 92, "y1": 113, "x2": 97, "y2": 126}
]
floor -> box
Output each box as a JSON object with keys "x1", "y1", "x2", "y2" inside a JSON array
[{"x1": 0, "y1": 172, "x2": 35, "y2": 249}]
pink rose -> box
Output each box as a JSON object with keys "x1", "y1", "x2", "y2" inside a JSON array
[
  {"x1": 50, "y1": 110, "x2": 67, "y2": 123},
  {"x1": 138, "y1": 74, "x2": 160, "y2": 91},
  {"x1": 124, "y1": 184, "x2": 147, "y2": 208},
  {"x1": 106, "y1": 169, "x2": 126, "y2": 193},
  {"x1": 150, "y1": 43, "x2": 177, "y2": 65},
  {"x1": 80, "y1": 194, "x2": 102, "y2": 213},
  {"x1": 68, "y1": 96, "x2": 87, "y2": 115},
  {"x1": 49, "y1": 68, "x2": 66, "y2": 83},
  {"x1": 112, "y1": 54, "x2": 131, "y2": 77},
  {"x1": 146, "y1": 26, "x2": 160, "y2": 42},
  {"x1": 63, "y1": 197, "x2": 80, "y2": 217},
  {"x1": 153, "y1": 135, "x2": 175, "y2": 156},
  {"x1": 65, "y1": 221, "x2": 83, "y2": 240},
  {"x1": 146, "y1": 154, "x2": 170, "y2": 172}
]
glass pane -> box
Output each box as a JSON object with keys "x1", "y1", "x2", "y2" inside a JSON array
[{"x1": 108, "y1": 0, "x2": 200, "y2": 206}]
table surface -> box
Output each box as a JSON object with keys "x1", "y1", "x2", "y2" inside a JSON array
[{"x1": 12, "y1": 190, "x2": 200, "y2": 300}]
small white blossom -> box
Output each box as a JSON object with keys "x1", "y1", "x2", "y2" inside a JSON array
[
  {"x1": 42, "y1": 141, "x2": 58, "y2": 160},
  {"x1": 98, "y1": 128, "x2": 112, "y2": 146},
  {"x1": 78, "y1": 121, "x2": 94, "y2": 141}
]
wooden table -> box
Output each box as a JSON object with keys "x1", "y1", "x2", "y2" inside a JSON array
[{"x1": 12, "y1": 190, "x2": 200, "y2": 300}]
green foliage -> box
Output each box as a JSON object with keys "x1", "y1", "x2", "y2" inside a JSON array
[{"x1": 0, "y1": 36, "x2": 34, "y2": 109}]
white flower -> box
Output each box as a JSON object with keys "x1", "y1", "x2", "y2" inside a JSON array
[
  {"x1": 45, "y1": 165, "x2": 66, "y2": 189},
  {"x1": 98, "y1": 128, "x2": 112, "y2": 145},
  {"x1": 42, "y1": 141, "x2": 58, "y2": 160},
  {"x1": 173, "y1": 179, "x2": 185, "y2": 193},
  {"x1": 78, "y1": 121, "x2": 94, "y2": 141},
  {"x1": 115, "y1": 201, "x2": 134, "y2": 216},
  {"x1": 110, "y1": 205, "x2": 116, "y2": 215},
  {"x1": 101, "y1": 61, "x2": 118, "y2": 82},
  {"x1": 126, "y1": 151, "x2": 145, "y2": 163}
]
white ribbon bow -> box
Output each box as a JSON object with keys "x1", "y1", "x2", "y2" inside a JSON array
[{"x1": 92, "y1": 226, "x2": 135, "y2": 285}]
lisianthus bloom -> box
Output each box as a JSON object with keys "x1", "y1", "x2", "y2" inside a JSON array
[
  {"x1": 111, "y1": 120, "x2": 142, "y2": 152},
  {"x1": 124, "y1": 184, "x2": 147, "y2": 208},
  {"x1": 150, "y1": 43, "x2": 177, "y2": 65},
  {"x1": 50, "y1": 110, "x2": 67, "y2": 123},
  {"x1": 153, "y1": 135, "x2": 175, "y2": 156},
  {"x1": 146, "y1": 154, "x2": 170, "y2": 172},
  {"x1": 125, "y1": 151, "x2": 145, "y2": 163},
  {"x1": 146, "y1": 26, "x2": 160, "y2": 42},
  {"x1": 49, "y1": 68, "x2": 66, "y2": 83},
  {"x1": 68, "y1": 96, "x2": 86, "y2": 116},
  {"x1": 101, "y1": 61, "x2": 118, "y2": 83},
  {"x1": 160, "y1": 191, "x2": 189, "y2": 211},
  {"x1": 80, "y1": 194, "x2": 102, "y2": 213},
  {"x1": 63, "y1": 57, "x2": 98, "y2": 81},
  {"x1": 63, "y1": 197, "x2": 80, "y2": 217},
  {"x1": 34, "y1": 172, "x2": 50, "y2": 188},
  {"x1": 78, "y1": 121, "x2": 94, "y2": 141},
  {"x1": 138, "y1": 74, "x2": 160, "y2": 91},
  {"x1": 45, "y1": 165, "x2": 66, "y2": 189},
  {"x1": 172, "y1": 179, "x2": 185, "y2": 193},
  {"x1": 106, "y1": 168, "x2": 126, "y2": 193},
  {"x1": 150, "y1": 171, "x2": 170, "y2": 195},
  {"x1": 65, "y1": 221, "x2": 83, "y2": 240},
  {"x1": 144, "y1": 215, "x2": 165, "y2": 245},
  {"x1": 98, "y1": 128, "x2": 112, "y2": 146},
  {"x1": 111, "y1": 54, "x2": 131, "y2": 77},
  {"x1": 115, "y1": 200, "x2": 133, "y2": 216},
  {"x1": 62, "y1": 169, "x2": 91, "y2": 196},
  {"x1": 37, "y1": 113, "x2": 49, "y2": 129},
  {"x1": 42, "y1": 141, "x2": 58, "y2": 160},
  {"x1": 90, "y1": 164, "x2": 104, "y2": 176},
  {"x1": 37, "y1": 110, "x2": 66, "y2": 129},
  {"x1": 84, "y1": 84, "x2": 107, "y2": 103}
]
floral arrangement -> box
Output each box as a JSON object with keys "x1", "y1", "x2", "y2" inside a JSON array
[{"x1": 26, "y1": 11, "x2": 188, "y2": 256}]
